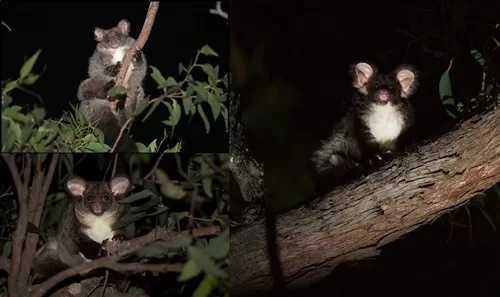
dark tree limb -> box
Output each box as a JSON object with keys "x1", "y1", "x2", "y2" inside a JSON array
[
  {"x1": 229, "y1": 107, "x2": 500, "y2": 296},
  {"x1": 31, "y1": 226, "x2": 219, "y2": 297},
  {"x1": 229, "y1": 85, "x2": 265, "y2": 224}
]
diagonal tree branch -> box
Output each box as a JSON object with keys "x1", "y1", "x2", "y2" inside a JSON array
[
  {"x1": 115, "y1": 1, "x2": 159, "y2": 86},
  {"x1": 111, "y1": 1, "x2": 159, "y2": 151},
  {"x1": 229, "y1": 106, "x2": 500, "y2": 296}
]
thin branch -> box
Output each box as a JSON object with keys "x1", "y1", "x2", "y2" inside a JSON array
[
  {"x1": 105, "y1": 262, "x2": 183, "y2": 273},
  {"x1": 174, "y1": 154, "x2": 197, "y2": 229},
  {"x1": 115, "y1": 1, "x2": 159, "y2": 85},
  {"x1": 209, "y1": 1, "x2": 228, "y2": 22},
  {"x1": 112, "y1": 153, "x2": 119, "y2": 178},
  {"x1": 2, "y1": 154, "x2": 28, "y2": 297},
  {"x1": 110, "y1": 117, "x2": 133, "y2": 153},
  {"x1": 174, "y1": 153, "x2": 189, "y2": 180},
  {"x1": 103, "y1": 153, "x2": 117, "y2": 181},
  {"x1": 143, "y1": 153, "x2": 165, "y2": 180},
  {"x1": 201, "y1": 154, "x2": 225, "y2": 176},
  {"x1": 32, "y1": 225, "x2": 219, "y2": 297}
]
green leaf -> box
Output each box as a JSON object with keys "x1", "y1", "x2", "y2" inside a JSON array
[
  {"x1": 439, "y1": 63, "x2": 454, "y2": 103},
  {"x1": 197, "y1": 105, "x2": 210, "y2": 133},
  {"x1": 470, "y1": 49, "x2": 485, "y2": 66},
  {"x1": 206, "y1": 93, "x2": 221, "y2": 121},
  {"x1": 208, "y1": 228, "x2": 229, "y2": 260},
  {"x1": 119, "y1": 189, "x2": 154, "y2": 203},
  {"x1": 150, "y1": 66, "x2": 167, "y2": 86},
  {"x1": 11, "y1": 122, "x2": 22, "y2": 143},
  {"x1": 178, "y1": 62, "x2": 186, "y2": 75},
  {"x1": 171, "y1": 100, "x2": 182, "y2": 126},
  {"x1": 136, "y1": 142, "x2": 149, "y2": 152},
  {"x1": 178, "y1": 259, "x2": 202, "y2": 282},
  {"x1": 148, "y1": 139, "x2": 158, "y2": 152},
  {"x1": 199, "y1": 45, "x2": 219, "y2": 57},
  {"x1": 200, "y1": 64, "x2": 216, "y2": 81},
  {"x1": 24, "y1": 73, "x2": 41, "y2": 85},
  {"x1": 3, "y1": 107, "x2": 31, "y2": 122},
  {"x1": 85, "y1": 142, "x2": 110, "y2": 152},
  {"x1": 107, "y1": 85, "x2": 127, "y2": 97},
  {"x1": 3, "y1": 80, "x2": 19, "y2": 97},
  {"x1": 20, "y1": 49, "x2": 42, "y2": 79},
  {"x1": 439, "y1": 60, "x2": 456, "y2": 118},
  {"x1": 19, "y1": 126, "x2": 33, "y2": 147},
  {"x1": 32, "y1": 107, "x2": 46, "y2": 125},
  {"x1": 147, "y1": 206, "x2": 169, "y2": 216},
  {"x1": 200, "y1": 160, "x2": 214, "y2": 198},
  {"x1": 220, "y1": 105, "x2": 228, "y2": 132},
  {"x1": 162, "y1": 102, "x2": 175, "y2": 126},
  {"x1": 187, "y1": 246, "x2": 227, "y2": 278},
  {"x1": 129, "y1": 196, "x2": 159, "y2": 213},
  {"x1": 134, "y1": 98, "x2": 150, "y2": 118},
  {"x1": 192, "y1": 275, "x2": 215, "y2": 297},
  {"x1": 182, "y1": 98, "x2": 195, "y2": 117},
  {"x1": 155, "y1": 168, "x2": 170, "y2": 184},
  {"x1": 2, "y1": 241, "x2": 12, "y2": 257},
  {"x1": 113, "y1": 211, "x2": 147, "y2": 229},
  {"x1": 441, "y1": 98, "x2": 456, "y2": 106},
  {"x1": 193, "y1": 83, "x2": 207, "y2": 103},
  {"x1": 142, "y1": 95, "x2": 165, "y2": 122},
  {"x1": 160, "y1": 181, "x2": 187, "y2": 200},
  {"x1": 157, "y1": 77, "x2": 178, "y2": 89}
]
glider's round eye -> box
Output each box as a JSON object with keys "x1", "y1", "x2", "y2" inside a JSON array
[
  {"x1": 102, "y1": 194, "x2": 111, "y2": 202},
  {"x1": 85, "y1": 195, "x2": 93, "y2": 202}
]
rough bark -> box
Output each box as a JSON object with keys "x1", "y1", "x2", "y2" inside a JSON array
[
  {"x1": 229, "y1": 107, "x2": 500, "y2": 296},
  {"x1": 229, "y1": 84, "x2": 265, "y2": 225}
]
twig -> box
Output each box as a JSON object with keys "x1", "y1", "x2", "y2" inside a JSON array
[
  {"x1": 110, "y1": 117, "x2": 133, "y2": 153},
  {"x1": 112, "y1": 154, "x2": 119, "y2": 178},
  {"x1": 2, "y1": 154, "x2": 28, "y2": 297},
  {"x1": 143, "y1": 153, "x2": 165, "y2": 180},
  {"x1": 100, "y1": 272, "x2": 108, "y2": 297},
  {"x1": 174, "y1": 154, "x2": 197, "y2": 229},
  {"x1": 115, "y1": 1, "x2": 159, "y2": 85},
  {"x1": 105, "y1": 262, "x2": 183, "y2": 273},
  {"x1": 201, "y1": 154, "x2": 225, "y2": 176},
  {"x1": 174, "y1": 153, "x2": 189, "y2": 180},
  {"x1": 209, "y1": 1, "x2": 228, "y2": 22},
  {"x1": 32, "y1": 226, "x2": 219, "y2": 297}
]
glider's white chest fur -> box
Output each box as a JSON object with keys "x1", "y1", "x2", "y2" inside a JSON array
[
  {"x1": 362, "y1": 103, "x2": 405, "y2": 143},
  {"x1": 80, "y1": 212, "x2": 116, "y2": 244},
  {"x1": 110, "y1": 46, "x2": 135, "y2": 88}
]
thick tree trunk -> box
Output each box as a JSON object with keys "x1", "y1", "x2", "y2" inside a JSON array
[{"x1": 229, "y1": 108, "x2": 500, "y2": 296}]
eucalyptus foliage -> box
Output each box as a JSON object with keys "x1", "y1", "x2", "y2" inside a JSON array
[{"x1": 2, "y1": 45, "x2": 228, "y2": 152}]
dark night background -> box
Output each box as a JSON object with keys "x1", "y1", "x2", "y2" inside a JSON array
[
  {"x1": 231, "y1": 0, "x2": 499, "y2": 297},
  {"x1": 1, "y1": 1, "x2": 229, "y2": 153}
]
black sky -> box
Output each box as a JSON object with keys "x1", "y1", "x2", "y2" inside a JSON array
[{"x1": 1, "y1": 1, "x2": 229, "y2": 153}]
